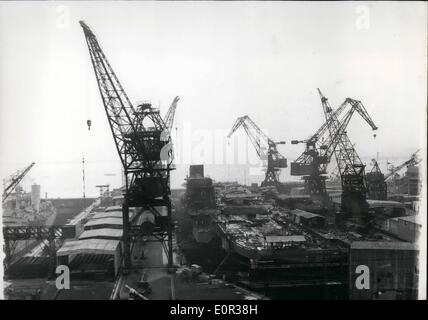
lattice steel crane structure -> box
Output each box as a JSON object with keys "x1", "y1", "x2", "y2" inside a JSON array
[
  {"x1": 80, "y1": 21, "x2": 175, "y2": 270},
  {"x1": 366, "y1": 159, "x2": 387, "y2": 200},
  {"x1": 291, "y1": 92, "x2": 378, "y2": 200},
  {"x1": 2, "y1": 162, "x2": 35, "y2": 202},
  {"x1": 318, "y1": 89, "x2": 378, "y2": 222},
  {"x1": 164, "y1": 96, "x2": 180, "y2": 135},
  {"x1": 366, "y1": 150, "x2": 420, "y2": 200},
  {"x1": 228, "y1": 115, "x2": 287, "y2": 187}
]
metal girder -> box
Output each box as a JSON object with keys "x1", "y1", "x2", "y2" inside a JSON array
[
  {"x1": 3, "y1": 225, "x2": 75, "y2": 274},
  {"x1": 3, "y1": 225, "x2": 74, "y2": 241}
]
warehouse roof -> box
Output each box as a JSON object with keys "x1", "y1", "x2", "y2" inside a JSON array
[
  {"x1": 290, "y1": 209, "x2": 323, "y2": 220},
  {"x1": 397, "y1": 215, "x2": 422, "y2": 225},
  {"x1": 106, "y1": 205, "x2": 122, "y2": 212},
  {"x1": 57, "y1": 239, "x2": 120, "y2": 256},
  {"x1": 367, "y1": 200, "x2": 405, "y2": 209},
  {"x1": 265, "y1": 235, "x2": 306, "y2": 243},
  {"x1": 91, "y1": 211, "x2": 122, "y2": 219},
  {"x1": 85, "y1": 217, "x2": 123, "y2": 227},
  {"x1": 351, "y1": 241, "x2": 418, "y2": 251},
  {"x1": 79, "y1": 228, "x2": 123, "y2": 240}
]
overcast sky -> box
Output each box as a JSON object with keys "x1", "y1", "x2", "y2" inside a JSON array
[{"x1": 0, "y1": 1, "x2": 426, "y2": 198}]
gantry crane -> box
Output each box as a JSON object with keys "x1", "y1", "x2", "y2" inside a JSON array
[
  {"x1": 2, "y1": 162, "x2": 35, "y2": 202},
  {"x1": 80, "y1": 21, "x2": 175, "y2": 270},
  {"x1": 227, "y1": 115, "x2": 287, "y2": 187},
  {"x1": 291, "y1": 92, "x2": 378, "y2": 200},
  {"x1": 319, "y1": 89, "x2": 378, "y2": 222}
]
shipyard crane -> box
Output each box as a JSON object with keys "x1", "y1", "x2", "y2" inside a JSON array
[
  {"x1": 79, "y1": 21, "x2": 175, "y2": 269},
  {"x1": 227, "y1": 115, "x2": 287, "y2": 187},
  {"x1": 366, "y1": 150, "x2": 420, "y2": 200},
  {"x1": 385, "y1": 150, "x2": 421, "y2": 181},
  {"x1": 291, "y1": 93, "x2": 378, "y2": 198},
  {"x1": 366, "y1": 159, "x2": 387, "y2": 200},
  {"x1": 291, "y1": 101, "x2": 350, "y2": 196},
  {"x1": 318, "y1": 89, "x2": 378, "y2": 221},
  {"x1": 2, "y1": 162, "x2": 35, "y2": 202},
  {"x1": 163, "y1": 96, "x2": 180, "y2": 135}
]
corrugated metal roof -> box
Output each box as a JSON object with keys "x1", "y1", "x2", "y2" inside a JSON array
[
  {"x1": 57, "y1": 239, "x2": 120, "y2": 256},
  {"x1": 79, "y1": 228, "x2": 123, "y2": 240},
  {"x1": 351, "y1": 241, "x2": 418, "y2": 250},
  {"x1": 85, "y1": 217, "x2": 123, "y2": 227},
  {"x1": 91, "y1": 211, "x2": 122, "y2": 219}
]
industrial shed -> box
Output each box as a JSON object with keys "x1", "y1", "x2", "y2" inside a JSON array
[
  {"x1": 290, "y1": 209, "x2": 325, "y2": 227},
  {"x1": 349, "y1": 241, "x2": 419, "y2": 300},
  {"x1": 57, "y1": 239, "x2": 122, "y2": 277}
]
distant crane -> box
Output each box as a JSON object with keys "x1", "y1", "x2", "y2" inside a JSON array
[
  {"x1": 227, "y1": 115, "x2": 287, "y2": 187},
  {"x1": 291, "y1": 92, "x2": 378, "y2": 199},
  {"x1": 367, "y1": 150, "x2": 421, "y2": 200},
  {"x1": 366, "y1": 159, "x2": 387, "y2": 200},
  {"x1": 319, "y1": 89, "x2": 378, "y2": 222},
  {"x1": 2, "y1": 162, "x2": 35, "y2": 202},
  {"x1": 163, "y1": 96, "x2": 180, "y2": 136},
  {"x1": 80, "y1": 21, "x2": 175, "y2": 270},
  {"x1": 385, "y1": 150, "x2": 421, "y2": 181}
]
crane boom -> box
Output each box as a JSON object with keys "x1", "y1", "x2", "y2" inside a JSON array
[
  {"x1": 385, "y1": 150, "x2": 420, "y2": 181},
  {"x1": 319, "y1": 89, "x2": 378, "y2": 220},
  {"x1": 228, "y1": 115, "x2": 286, "y2": 187},
  {"x1": 291, "y1": 92, "x2": 377, "y2": 197},
  {"x1": 2, "y1": 162, "x2": 35, "y2": 202},
  {"x1": 80, "y1": 21, "x2": 174, "y2": 270},
  {"x1": 80, "y1": 21, "x2": 138, "y2": 170},
  {"x1": 164, "y1": 96, "x2": 180, "y2": 134}
]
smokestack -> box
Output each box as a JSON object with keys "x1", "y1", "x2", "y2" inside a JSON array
[{"x1": 31, "y1": 184, "x2": 41, "y2": 212}]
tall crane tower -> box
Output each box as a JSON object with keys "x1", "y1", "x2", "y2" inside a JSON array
[
  {"x1": 227, "y1": 115, "x2": 287, "y2": 187},
  {"x1": 79, "y1": 21, "x2": 175, "y2": 270},
  {"x1": 319, "y1": 89, "x2": 378, "y2": 223},
  {"x1": 2, "y1": 162, "x2": 35, "y2": 202},
  {"x1": 291, "y1": 92, "x2": 378, "y2": 200}
]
